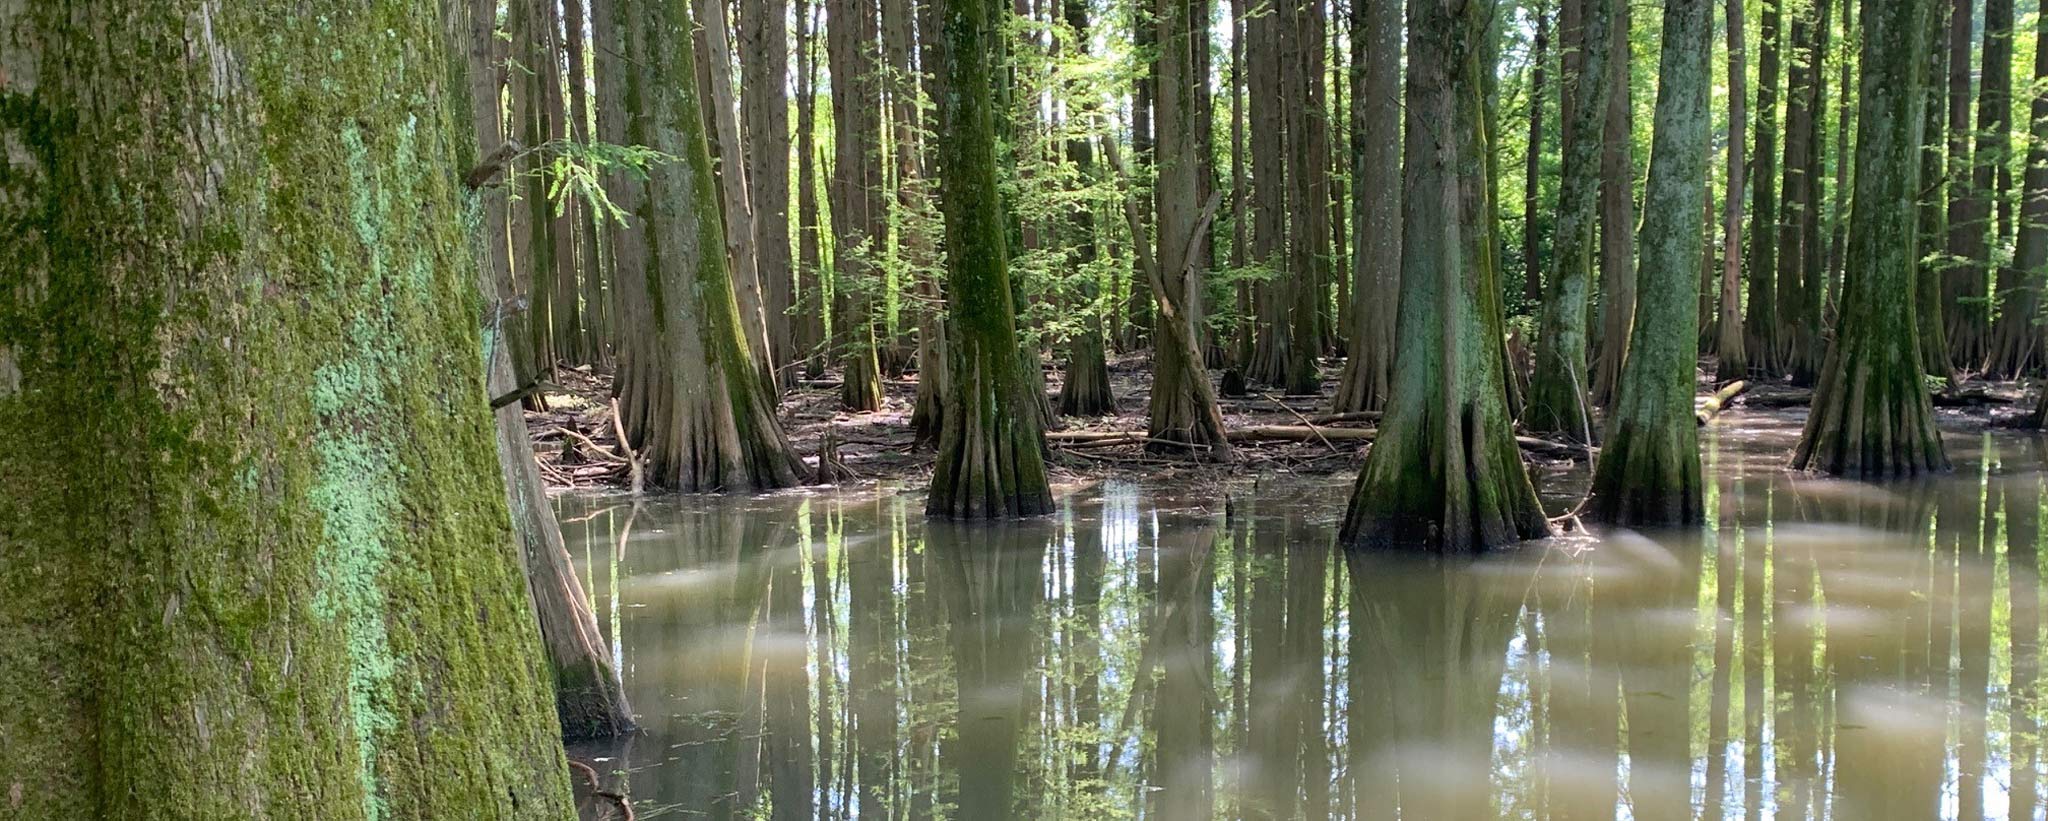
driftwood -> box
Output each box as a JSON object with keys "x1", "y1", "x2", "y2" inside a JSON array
[{"x1": 1695, "y1": 380, "x2": 1749, "y2": 425}]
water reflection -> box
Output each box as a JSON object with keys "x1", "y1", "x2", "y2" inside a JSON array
[{"x1": 560, "y1": 413, "x2": 2048, "y2": 820}]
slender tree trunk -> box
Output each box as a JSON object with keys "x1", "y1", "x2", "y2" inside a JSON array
[
  {"x1": 1944, "y1": 0, "x2": 1984, "y2": 365},
  {"x1": 1273, "y1": 0, "x2": 1331, "y2": 395},
  {"x1": 1918, "y1": 0, "x2": 1955, "y2": 380},
  {"x1": 543, "y1": 0, "x2": 584, "y2": 367},
  {"x1": 1587, "y1": 0, "x2": 1712, "y2": 526},
  {"x1": 1745, "y1": 0, "x2": 1784, "y2": 374},
  {"x1": 1983, "y1": 0, "x2": 2033, "y2": 376},
  {"x1": 1793, "y1": 0, "x2": 1946, "y2": 477},
  {"x1": 1227, "y1": 0, "x2": 1254, "y2": 390},
  {"x1": 892, "y1": 0, "x2": 949, "y2": 441},
  {"x1": 1999, "y1": 1, "x2": 2048, "y2": 380},
  {"x1": 1246, "y1": 0, "x2": 1291, "y2": 387},
  {"x1": 1824, "y1": 0, "x2": 1855, "y2": 321},
  {"x1": 1340, "y1": 0, "x2": 1550, "y2": 552},
  {"x1": 0, "y1": 0, "x2": 579, "y2": 812},
  {"x1": 693, "y1": 0, "x2": 778, "y2": 396},
  {"x1": 827, "y1": 0, "x2": 887, "y2": 410},
  {"x1": 1525, "y1": 0, "x2": 1614, "y2": 438},
  {"x1": 796, "y1": 0, "x2": 829, "y2": 380},
  {"x1": 1056, "y1": 0, "x2": 1117, "y2": 417},
  {"x1": 613, "y1": 0, "x2": 805, "y2": 491},
  {"x1": 1126, "y1": 0, "x2": 1158, "y2": 350},
  {"x1": 1332, "y1": 0, "x2": 1404, "y2": 413},
  {"x1": 1591, "y1": 0, "x2": 1637, "y2": 406},
  {"x1": 1717, "y1": 0, "x2": 1750, "y2": 380},
  {"x1": 741, "y1": 0, "x2": 796, "y2": 386},
  {"x1": 1144, "y1": 0, "x2": 1234, "y2": 456},
  {"x1": 1522, "y1": 0, "x2": 1552, "y2": 309},
  {"x1": 566, "y1": 0, "x2": 610, "y2": 364}
]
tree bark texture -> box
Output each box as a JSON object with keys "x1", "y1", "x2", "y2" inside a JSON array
[
  {"x1": 0, "y1": 1, "x2": 578, "y2": 814},
  {"x1": 1332, "y1": 0, "x2": 1404, "y2": 413},
  {"x1": 828, "y1": 0, "x2": 888, "y2": 411}
]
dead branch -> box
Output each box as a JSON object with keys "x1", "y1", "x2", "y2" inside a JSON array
[
  {"x1": 567, "y1": 758, "x2": 636, "y2": 821},
  {"x1": 1695, "y1": 379, "x2": 1749, "y2": 425}
]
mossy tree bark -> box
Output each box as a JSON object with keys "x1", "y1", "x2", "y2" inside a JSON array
[
  {"x1": 612, "y1": 0, "x2": 805, "y2": 492},
  {"x1": 1586, "y1": 0, "x2": 1712, "y2": 527},
  {"x1": 1716, "y1": 0, "x2": 1750, "y2": 381},
  {"x1": 1524, "y1": 0, "x2": 1613, "y2": 439},
  {"x1": 924, "y1": 0, "x2": 1054, "y2": 519},
  {"x1": 691, "y1": 0, "x2": 779, "y2": 398},
  {"x1": 1339, "y1": 0, "x2": 1550, "y2": 552},
  {"x1": 827, "y1": 0, "x2": 887, "y2": 411},
  {"x1": 1332, "y1": 0, "x2": 1404, "y2": 413},
  {"x1": 1775, "y1": 0, "x2": 1828, "y2": 386},
  {"x1": 1791, "y1": 0, "x2": 1949, "y2": 478},
  {"x1": 0, "y1": 1, "x2": 576, "y2": 815}
]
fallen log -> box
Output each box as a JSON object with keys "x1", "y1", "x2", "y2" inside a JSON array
[
  {"x1": 1695, "y1": 380, "x2": 1749, "y2": 425},
  {"x1": 1045, "y1": 426, "x2": 1590, "y2": 460}
]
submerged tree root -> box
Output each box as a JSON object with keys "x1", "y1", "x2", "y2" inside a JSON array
[{"x1": 568, "y1": 759, "x2": 636, "y2": 821}]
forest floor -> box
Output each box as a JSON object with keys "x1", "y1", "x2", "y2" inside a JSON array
[{"x1": 525, "y1": 354, "x2": 2041, "y2": 496}]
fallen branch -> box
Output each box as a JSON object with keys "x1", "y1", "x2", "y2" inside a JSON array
[
  {"x1": 567, "y1": 758, "x2": 636, "y2": 821},
  {"x1": 1260, "y1": 392, "x2": 1338, "y2": 452},
  {"x1": 1695, "y1": 380, "x2": 1749, "y2": 425}
]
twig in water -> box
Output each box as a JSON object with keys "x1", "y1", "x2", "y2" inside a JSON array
[{"x1": 1260, "y1": 392, "x2": 1339, "y2": 452}]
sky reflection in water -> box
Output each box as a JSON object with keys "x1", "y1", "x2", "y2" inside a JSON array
[{"x1": 560, "y1": 411, "x2": 2048, "y2": 820}]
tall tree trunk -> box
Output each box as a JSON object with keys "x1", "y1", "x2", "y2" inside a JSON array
[
  {"x1": 1997, "y1": 0, "x2": 2048, "y2": 379},
  {"x1": 567, "y1": 0, "x2": 610, "y2": 364},
  {"x1": 1983, "y1": 0, "x2": 2032, "y2": 376},
  {"x1": 1056, "y1": 0, "x2": 1117, "y2": 417},
  {"x1": 1277, "y1": 0, "x2": 1331, "y2": 395},
  {"x1": 1126, "y1": 0, "x2": 1159, "y2": 350},
  {"x1": 892, "y1": 0, "x2": 949, "y2": 441},
  {"x1": 1777, "y1": 0, "x2": 1830, "y2": 386},
  {"x1": 543, "y1": 0, "x2": 584, "y2": 367},
  {"x1": 1918, "y1": 0, "x2": 1955, "y2": 379},
  {"x1": 1331, "y1": 0, "x2": 1405, "y2": 413},
  {"x1": 741, "y1": 0, "x2": 796, "y2": 386},
  {"x1": 693, "y1": 0, "x2": 779, "y2": 396},
  {"x1": 1144, "y1": 0, "x2": 1234, "y2": 456},
  {"x1": 826, "y1": 0, "x2": 886, "y2": 411},
  {"x1": 613, "y1": 0, "x2": 805, "y2": 491},
  {"x1": 1227, "y1": 0, "x2": 1255, "y2": 389},
  {"x1": 1340, "y1": 0, "x2": 1550, "y2": 552},
  {"x1": 1824, "y1": 0, "x2": 1855, "y2": 321},
  {"x1": 0, "y1": 0, "x2": 579, "y2": 813},
  {"x1": 1246, "y1": 0, "x2": 1291, "y2": 387},
  {"x1": 1525, "y1": 0, "x2": 1614, "y2": 439},
  {"x1": 1587, "y1": 0, "x2": 1712, "y2": 526},
  {"x1": 1944, "y1": 0, "x2": 1984, "y2": 365},
  {"x1": 473, "y1": 0, "x2": 634, "y2": 740},
  {"x1": 796, "y1": 0, "x2": 829, "y2": 380},
  {"x1": 1745, "y1": 0, "x2": 1785, "y2": 374},
  {"x1": 1717, "y1": 0, "x2": 1750, "y2": 380},
  {"x1": 1522, "y1": 0, "x2": 1552, "y2": 309},
  {"x1": 1792, "y1": 0, "x2": 1947, "y2": 477},
  {"x1": 925, "y1": 0, "x2": 1054, "y2": 519},
  {"x1": 1590, "y1": 0, "x2": 1636, "y2": 406}
]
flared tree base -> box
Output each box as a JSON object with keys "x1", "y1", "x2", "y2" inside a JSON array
[{"x1": 1340, "y1": 401, "x2": 1551, "y2": 553}]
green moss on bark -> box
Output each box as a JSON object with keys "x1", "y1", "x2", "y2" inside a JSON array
[
  {"x1": 0, "y1": 3, "x2": 573, "y2": 816},
  {"x1": 1586, "y1": 0, "x2": 1711, "y2": 527}
]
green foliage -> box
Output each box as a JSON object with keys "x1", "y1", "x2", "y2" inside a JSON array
[{"x1": 507, "y1": 139, "x2": 675, "y2": 223}]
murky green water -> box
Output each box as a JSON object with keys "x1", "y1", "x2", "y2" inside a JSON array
[{"x1": 559, "y1": 412, "x2": 2048, "y2": 820}]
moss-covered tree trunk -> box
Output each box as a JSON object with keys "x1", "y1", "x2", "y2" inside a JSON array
[
  {"x1": 692, "y1": 0, "x2": 779, "y2": 398},
  {"x1": 1524, "y1": 0, "x2": 1614, "y2": 439},
  {"x1": 1339, "y1": 0, "x2": 1550, "y2": 552},
  {"x1": 0, "y1": 1, "x2": 576, "y2": 815},
  {"x1": 924, "y1": 0, "x2": 1054, "y2": 519},
  {"x1": 1332, "y1": 0, "x2": 1404, "y2": 413},
  {"x1": 1717, "y1": 0, "x2": 1750, "y2": 381},
  {"x1": 827, "y1": 0, "x2": 886, "y2": 411},
  {"x1": 1791, "y1": 0, "x2": 1949, "y2": 477},
  {"x1": 612, "y1": 0, "x2": 804, "y2": 492},
  {"x1": 1585, "y1": 0, "x2": 1712, "y2": 527},
  {"x1": 1775, "y1": 0, "x2": 1827, "y2": 386}
]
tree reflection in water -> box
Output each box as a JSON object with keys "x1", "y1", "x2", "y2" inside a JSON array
[{"x1": 559, "y1": 414, "x2": 2048, "y2": 820}]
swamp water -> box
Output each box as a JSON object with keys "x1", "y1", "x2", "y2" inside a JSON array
[{"x1": 561, "y1": 412, "x2": 2048, "y2": 820}]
